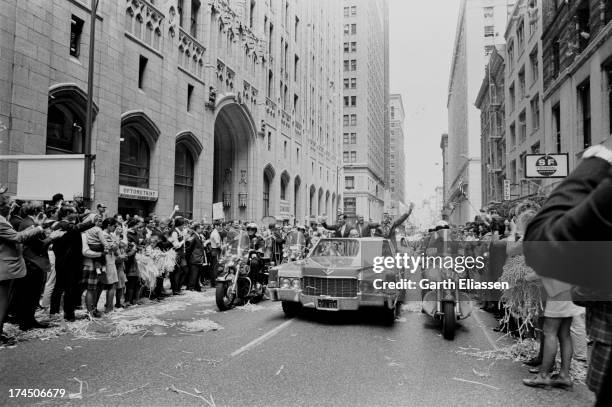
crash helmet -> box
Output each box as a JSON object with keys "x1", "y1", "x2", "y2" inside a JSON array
[{"x1": 246, "y1": 222, "x2": 258, "y2": 233}]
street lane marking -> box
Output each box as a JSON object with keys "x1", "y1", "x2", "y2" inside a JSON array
[
  {"x1": 230, "y1": 319, "x2": 294, "y2": 357},
  {"x1": 471, "y1": 309, "x2": 499, "y2": 350}
]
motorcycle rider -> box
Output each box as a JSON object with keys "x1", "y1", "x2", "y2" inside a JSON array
[{"x1": 246, "y1": 223, "x2": 266, "y2": 287}]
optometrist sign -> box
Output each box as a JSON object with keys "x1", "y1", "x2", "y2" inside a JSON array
[{"x1": 525, "y1": 154, "x2": 569, "y2": 178}]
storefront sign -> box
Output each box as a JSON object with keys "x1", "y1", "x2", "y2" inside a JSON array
[
  {"x1": 503, "y1": 179, "x2": 511, "y2": 201},
  {"x1": 525, "y1": 154, "x2": 569, "y2": 178},
  {"x1": 212, "y1": 202, "x2": 224, "y2": 220},
  {"x1": 118, "y1": 185, "x2": 158, "y2": 201}
]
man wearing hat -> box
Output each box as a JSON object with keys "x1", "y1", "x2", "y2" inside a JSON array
[{"x1": 269, "y1": 222, "x2": 285, "y2": 264}]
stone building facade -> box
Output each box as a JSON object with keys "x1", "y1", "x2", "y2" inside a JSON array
[
  {"x1": 504, "y1": 0, "x2": 544, "y2": 201},
  {"x1": 0, "y1": 0, "x2": 343, "y2": 223},
  {"x1": 387, "y1": 93, "x2": 405, "y2": 214},
  {"x1": 341, "y1": 0, "x2": 389, "y2": 222},
  {"x1": 541, "y1": 0, "x2": 612, "y2": 189},
  {"x1": 476, "y1": 46, "x2": 506, "y2": 205},
  {"x1": 446, "y1": 0, "x2": 514, "y2": 224}
]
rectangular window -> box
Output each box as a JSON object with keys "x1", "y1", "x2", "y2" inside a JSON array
[
  {"x1": 351, "y1": 60, "x2": 356, "y2": 71},
  {"x1": 70, "y1": 15, "x2": 84, "y2": 57},
  {"x1": 351, "y1": 6, "x2": 356, "y2": 16},
  {"x1": 484, "y1": 25, "x2": 494, "y2": 37},
  {"x1": 350, "y1": 42, "x2": 356, "y2": 52},
  {"x1": 138, "y1": 55, "x2": 148, "y2": 89},
  {"x1": 187, "y1": 84, "x2": 194, "y2": 112},
  {"x1": 351, "y1": 96, "x2": 356, "y2": 106},
  {"x1": 343, "y1": 96, "x2": 349, "y2": 107},
  {"x1": 344, "y1": 24, "x2": 350, "y2": 35},
  {"x1": 343, "y1": 115, "x2": 349, "y2": 126},
  {"x1": 350, "y1": 78, "x2": 356, "y2": 89},
  {"x1": 343, "y1": 60, "x2": 349, "y2": 71},
  {"x1": 345, "y1": 176, "x2": 355, "y2": 189},
  {"x1": 510, "y1": 159, "x2": 517, "y2": 183},
  {"x1": 530, "y1": 48, "x2": 539, "y2": 84},
  {"x1": 510, "y1": 122, "x2": 516, "y2": 147},
  {"x1": 518, "y1": 68, "x2": 525, "y2": 99},
  {"x1": 350, "y1": 151, "x2": 356, "y2": 162},
  {"x1": 350, "y1": 114, "x2": 356, "y2": 126},
  {"x1": 530, "y1": 96, "x2": 540, "y2": 131},
  {"x1": 344, "y1": 198, "x2": 356, "y2": 216},
  {"x1": 509, "y1": 82, "x2": 515, "y2": 111},
  {"x1": 350, "y1": 133, "x2": 356, "y2": 144},
  {"x1": 343, "y1": 151, "x2": 349, "y2": 162},
  {"x1": 518, "y1": 110, "x2": 526, "y2": 144},
  {"x1": 267, "y1": 131, "x2": 271, "y2": 151},
  {"x1": 343, "y1": 78, "x2": 349, "y2": 89},
  {"x1": 517, "y1": 19, "x2": 524, "y2": 50},
  {"x1": 578, "y1": 80, "x2": 591, "y2": 149},
  {"x1": 552, "y1": 103, "x2": 561, "y2": 153},
  {"x1": 351, "y1": 24, "x2": 356, "y2": 35},
  {"x1": 343, "y1": 42, "x2": 349, "y2": 53},
  {"x1": 484, "y1": 6, "x2": 494, "y2": 18},
  {"x1": 343, "y1": 7, "x2": 349, "y2": 17},
  {"x1": 283, "y1": 140, "x2": 287, "y2": 158},
  {"x1": 552, "y1": 37, "x2": 560, "y2": 77},
  {"x1": 343, "y1": 133, "x2": 349, "y2": 144}
]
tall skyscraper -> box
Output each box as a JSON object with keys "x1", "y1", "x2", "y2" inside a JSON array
[
  {"x1": 341, "y1": 0, "x2": 389, "y2": 221},
  {"x1": 445, "y1": 0, "x2": 513, "y2": 224},
  {"x1": 388, "y1": 94, "x2": 406, "y2": 214}
]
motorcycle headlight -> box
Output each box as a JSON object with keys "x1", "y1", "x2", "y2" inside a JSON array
[
  {"x1": 280, "y1": 278, "x2": 291, "y2": 288},
  {"x1": 291, "y1": 279, "x2": 301, "y2": 289},
  {"x1": 227, "y1": 260, "x2": 235, "y2": 268}
]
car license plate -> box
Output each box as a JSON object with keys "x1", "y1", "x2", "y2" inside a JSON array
[{"x1": 317, "y1": 299, "x2": 338, "y2": 309}]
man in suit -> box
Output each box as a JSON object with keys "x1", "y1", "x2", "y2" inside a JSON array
[
  {"x1": 14, "y1": 202, "x2": 59, "y2": 330},
  {"x1": 523, "y1": 141, "x2": 612, "y2": 405},
  {"x1": 320, "y1": 214, "x2": 352, "y2": 238},
  {"x1": 355, "y1": 215, "x2": 380, "y2": 237},
  {"x1": 185, "y1": 223, "x2": 205, "y2": 291}
]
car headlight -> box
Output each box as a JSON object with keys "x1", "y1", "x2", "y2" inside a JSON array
[
  {"x1": 280, "y1": 278, "x2": 291, "y2": 288},
  {"x1": 291, "y1": 279, "x2": 300, "y2": 289}
]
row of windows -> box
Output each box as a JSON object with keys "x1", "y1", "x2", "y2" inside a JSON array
[
  {"x1": 343, "y1": 59, "x2": 357, "y2": 71},
  {"x1": 343, "y1": 133, "x2": 357, "y2": 144},
  {"x1": 343, "y1": 151, "x2": 357, "y2": 163},
  {"x1": 343, "y1": 42, "x2": 357, "y2": 53},
  {"x1": 343, "y1": 78, "x2": 357, "y2": 89},
  {"x1": 343, "y1": 114, "x2": 357, "y2": 126},
  {"x1": 343, "y1": 96, "x2": 357, "y2": 107},
  {"x1": 343, "y1": 23, "x2": 357, "y2": 35},
  {"x1": 343, "y1": 6, "x2": 357, "y2": 17},
  {"x1": 508, "y1": 95, "x2": 540, "y2": 148}
]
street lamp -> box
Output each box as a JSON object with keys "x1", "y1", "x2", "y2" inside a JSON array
[{"x1": 84, "y1": 0, "x2": 99, "y2": 204}]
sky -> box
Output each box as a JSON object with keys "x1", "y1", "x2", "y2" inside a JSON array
[{"x1": 389, "y1": 0, "x2": 461, "y2": 206}]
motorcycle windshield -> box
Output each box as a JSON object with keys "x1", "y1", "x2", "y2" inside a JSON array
[
  {"x1": 226, "y1": 231, "x2": 251, "y2": 257},
  {"x1": 286, "y1": 231, "x2": 306, "y2": 249}
]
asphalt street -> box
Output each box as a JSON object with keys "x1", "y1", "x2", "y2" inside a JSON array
[{"x1": 0, "y1": 288, "x2": 595, "y2": 407}]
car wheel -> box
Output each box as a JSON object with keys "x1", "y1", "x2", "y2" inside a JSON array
[{"x1": 281, "y1": 301, "x2": 302, "y2": 318}]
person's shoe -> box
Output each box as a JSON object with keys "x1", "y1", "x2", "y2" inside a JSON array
[
  {"x1": 522, "y1": 375, "x2": 552, "y2": 388},
  {"x1": 550, "y1": 375, "x2": 573, "y2": 390},
  {"x1": 524, "y1": 357, "x2": 542, "y2": 367},
  {"x1": 30, "y1": 320, "x2": 50, "y2": 329},
  {"x1": 89, "y1": 310, "x2": 102, "y2": 318},
  {"x1": 0, "y1": 334, "x2": 16, "y2": 346},
  {"x1": 115, "y1": 303, "x2": 124, "y2": 308}
]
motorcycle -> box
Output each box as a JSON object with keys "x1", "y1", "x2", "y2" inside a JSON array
[
  {"x1": 215, "y1": 231, "x2": 268, "y2": 311},
  {"x1": 282, "y1": 230, "x2": 307, "y2": 263},
  {"x1": 421, "y1": 228, "x2": 473, "y2": 340}
]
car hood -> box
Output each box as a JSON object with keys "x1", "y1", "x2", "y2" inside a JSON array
[
  {"x1": 301, "y1": 256, "x2": 361, "y2": 278},
  {"x1": 272, "y1": 261, "x2": 303, "y2": 279}
]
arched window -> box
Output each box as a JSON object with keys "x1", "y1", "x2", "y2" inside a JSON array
[
  {"x1": 280, "y1": 177, "x2": 288, "y2": 200},
  {"x1": 174, "y1": 143, "x2": 194, "y2": 218},
  {"x1": 46, "y1": 104, "x2": 85, "y2": 154},
  {"x1": 263, "y1": 173, "x2": 271, "y2": 217},
  {"x1": 145, "y1": 22, "x2": 153, "y2": 45},
  {"x1": 135, "y1": 14, "x2": 143, "y2": 38},
  {"x1": 119, "y1": 127, "x2": 150, "y2": 188},
  {"x1": 125, "y1": 8, "x2": 134, "y2": 33},
  {"x1": 153, "y1": 28, "x2": 161, "y2": 50}
]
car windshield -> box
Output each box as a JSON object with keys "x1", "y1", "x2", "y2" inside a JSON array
[{"x1": 310, "y1": 239, "x2": 360, "y2": 257}]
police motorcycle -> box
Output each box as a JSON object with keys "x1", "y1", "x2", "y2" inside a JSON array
[
  {"x1": 282, "y1": 229, "x2": 307, "y2": 263},
  {"x1": 215, "y1": 228, "x2": 268, "y2": 311},
  {"x1": 421, "y1": 224, "x2": 473, "y2": 340}
]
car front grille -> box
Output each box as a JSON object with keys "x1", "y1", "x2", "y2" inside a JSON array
[{"x1": 302, "y1": 277, "x2": 358, "y2": 298}]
